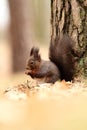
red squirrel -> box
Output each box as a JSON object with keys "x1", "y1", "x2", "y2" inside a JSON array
[
  {"x1": 25, "y1": 47, "x2": 60, "y2": 83},
  {"x1": 25, "y1": 35, "x2": 77, "y2": 83}
]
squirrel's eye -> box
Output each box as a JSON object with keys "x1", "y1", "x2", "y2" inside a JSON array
[{"x1": 30, "y1": 60, "x2": 34, "y2": 65}]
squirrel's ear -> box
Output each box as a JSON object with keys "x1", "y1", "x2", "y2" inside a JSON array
[
  {"x1": 34, "y1": 47, "x2": 39, "y2": 54},
  {"x1": 34, "y1": 47, "x2": 39, "y2": 57},
  {"x1": 30, "y1": 47, "x2": 34, "y2": 56},
  {"x1": 34, "y1": 47, "x2": 41, "y2": 61},
  {"x1": 38, "y1": 54, "x2": 41, "y2": 62}
]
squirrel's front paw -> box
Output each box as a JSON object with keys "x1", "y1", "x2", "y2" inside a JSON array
[{"x1": 25, "y1": 69, "x2": 31, "y2": 75}]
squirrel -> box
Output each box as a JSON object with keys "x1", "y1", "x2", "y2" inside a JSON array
[
  {"x1": 25, "y1": 47, "x2": 60, "y2": 83},
  {"x1": 25, "y1": 34, "x2": 78, "y2": 83}
]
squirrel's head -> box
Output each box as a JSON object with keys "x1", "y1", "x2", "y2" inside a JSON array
[{"x1": 26, "y1": 47, "x2": 41, "y2": 71}]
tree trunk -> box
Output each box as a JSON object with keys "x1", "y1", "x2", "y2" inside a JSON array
[
  {"x1": 8, "y1": 0, "x2": 34, "y2": 72},
  {"x1": 51, "y1": 0, "x2": 87, "y2": 77}
]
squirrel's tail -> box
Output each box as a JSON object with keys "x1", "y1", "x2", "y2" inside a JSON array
[{"x1": 49, "y1": 35, "x2": 76, "y2": 81}]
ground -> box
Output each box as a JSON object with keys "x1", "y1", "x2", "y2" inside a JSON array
[{"x1": 0, "y1": 73, "x2": 87, "y2": 130}]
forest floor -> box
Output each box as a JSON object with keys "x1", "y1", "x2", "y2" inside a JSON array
[{"x1": 0, "y1": 73, "x2": 87, "y2": 130}]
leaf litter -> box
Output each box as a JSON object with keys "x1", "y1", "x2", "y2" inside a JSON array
[{"x1": 3, "y1": 76, "x2": 87, "y2": 101}]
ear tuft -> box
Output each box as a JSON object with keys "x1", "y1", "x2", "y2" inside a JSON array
[
  {"x1": 30, "y1": 47, "x2": 41, "y2": 60},
  {"x1": 38, "y1": 54, "x2": 41, "y2": 61},
  {"x1": 34, "y1": 47, "x2": 39, "y2": 56},
  {"x1": 30, "y1": 47, "x2": 34, "y2": 56}
]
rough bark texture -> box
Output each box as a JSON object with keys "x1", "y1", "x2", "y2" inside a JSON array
[
  {"x1": 51, "y1": 0, "x2": 87, "y2": 77},
  {"x1": 8, "y1": 0, "x2": 34, "y2": 72}
]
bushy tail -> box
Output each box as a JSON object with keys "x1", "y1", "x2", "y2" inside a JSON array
[{"x1": 49, "y1": 35, "x2": 76, "y2": 81}]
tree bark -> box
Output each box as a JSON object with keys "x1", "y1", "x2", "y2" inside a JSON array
[
  {"x1": 8, "y1": 0, "x2": 34, "y2": 72},
  {"x1": 51, "y1": 0, "x2": 87, "y2": 77}
]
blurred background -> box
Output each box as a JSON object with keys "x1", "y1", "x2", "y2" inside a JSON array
[{"x1": 0, "y1": 0, "x2": 50, "y2": 86}]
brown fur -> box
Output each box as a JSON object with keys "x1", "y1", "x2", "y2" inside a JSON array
[
  {"x1": 25, "y1": 47, "x2": 60, "y2": 83},
  {"x1": 49, "y1": 35, "x2": 77, "y2": 81},
  {"x1": 25, "y1": 35, "x2": 77, "y2": 83}
]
